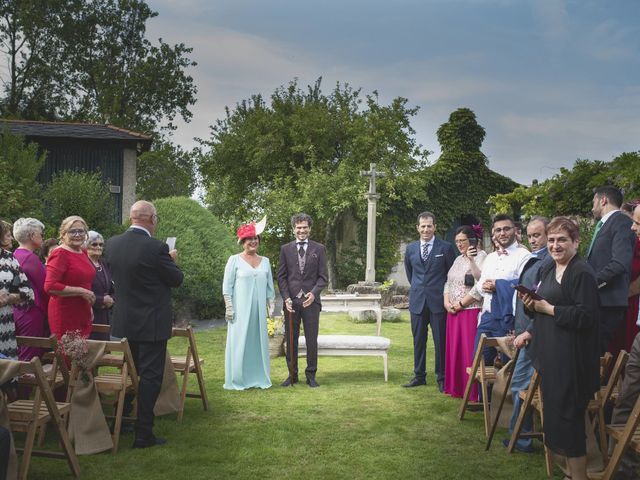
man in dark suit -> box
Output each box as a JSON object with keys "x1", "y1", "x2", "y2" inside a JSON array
[
  {"x1": 404, "y1": 211, "x2": 456, "y2": 390},
  {"x1": 277, "y1": 213, "x2": 328, "y2": 388},
  {"x1": 588, "y1": 186, "x2": 636, "y2": 355},
  {"x1": 105, "y1": 200, "x2": 184, "y2": 448}
]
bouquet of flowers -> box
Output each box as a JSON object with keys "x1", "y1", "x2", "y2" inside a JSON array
[
  {"x1": 58, "y1": 330, "x2": 91, "y2": 385},
  {"x1": 267, "y1": 316, "x2": 284, "y2": 337}
]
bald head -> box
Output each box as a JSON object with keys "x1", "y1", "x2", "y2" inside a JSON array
[{"x1": 130, "y1": 200, "x2": 157, "y2": 233}]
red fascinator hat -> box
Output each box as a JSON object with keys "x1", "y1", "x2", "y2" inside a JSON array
[{"x1": 236, "y1": 216, "x2": 267, "y2": 243}]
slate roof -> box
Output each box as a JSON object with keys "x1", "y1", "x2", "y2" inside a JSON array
[{"x1": 0, "y1": 119, "x2": 152, "y2": 148}]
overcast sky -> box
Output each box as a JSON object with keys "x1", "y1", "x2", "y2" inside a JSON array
[{"x1": 146, "y1": 0, "x2": 639, "y2": 185}]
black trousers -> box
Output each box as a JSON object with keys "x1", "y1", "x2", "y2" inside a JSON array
[
  {"x1": 600, "y1": 306, "x2": 627, "y2": 356},
  {"x1": 0, "y1": 426, "x2": 9, "y2": 480},
  {"x1": 284, "y1": 299, "x2": 320, "y2": 379},
  {"x1": 128, "y1": 340, "x2": 167, "y2": 439},
  {"x1": 410, "y1": 306, "x2": 446, "y2": 384}
]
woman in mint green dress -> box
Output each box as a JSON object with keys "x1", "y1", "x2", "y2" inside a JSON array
[{"x1": 223, "y1": 217, "x2": 275, "y2": 390}]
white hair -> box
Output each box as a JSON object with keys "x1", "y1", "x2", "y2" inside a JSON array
[
  {"x1": 13, "y1": 217, "x2": 45, "y2": 244},
  {"x1": 85, "y1": 230, "x2": 104, "y2": 247}
]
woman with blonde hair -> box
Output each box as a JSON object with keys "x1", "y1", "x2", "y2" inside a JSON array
[{"x1": 44, "y1": 216, "x2": 96, "y2": 338}]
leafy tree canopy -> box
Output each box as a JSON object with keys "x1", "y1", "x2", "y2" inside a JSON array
[
  {"x1": 488, "y1": 152, "x2": 640, "y2": 219},
  {"x1": 137, "y1": 140, "x2": 197, "y2": 200},
  {"x1": 0, "y1": 0, "x2": 197, "y2": 135},
  {"x1": 0, "y1": 127, "x2": 45, "y2": 220},
  {"x1": 198, "y1": 78, "x2": 430, "y2": 287}
]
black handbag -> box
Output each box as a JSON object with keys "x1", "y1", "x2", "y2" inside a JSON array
[{"x1": 463, "y1": 273, "x2": 475, "y2": 287}]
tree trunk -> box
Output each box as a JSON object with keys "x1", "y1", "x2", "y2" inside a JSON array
[{"x1": 324, "y1": 216, "x2": 338, "y2": 290}]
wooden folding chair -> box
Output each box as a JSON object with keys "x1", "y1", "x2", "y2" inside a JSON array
[
  {"x1": 458, "y1": 334, "x2": 502, "y2": 436},
  {"x1": 16, "y1": 335, "x2": 69, "y2": 393},
  {"x1": 589, "y1": 380, "x2": 640, "y2": 480},
  {"x1": 66, "y1": 338, "x2": 138, "y2": 453},
  {"x1": 587, "y1": 351, "x2": 628, "y2": 466},
  {"x1": 6, "y1": 357, "x2": 80, "y2": 479},
  {"x1": 170, "y1": 326, "x2": 208, "y2": 421}
]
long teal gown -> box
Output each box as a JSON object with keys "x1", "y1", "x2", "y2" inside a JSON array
[{"x1": 223, "y1": 254, "x2": 275, "y2": 390}]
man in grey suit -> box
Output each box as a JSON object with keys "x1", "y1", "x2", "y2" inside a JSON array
[
  {"x1": 277, "y1": 213, "x2": 328, "y2": 388},
  {"x1": 403, "y1": 211, "x2": 456, "y2": 390},
  {"x1": 105, "y1": 200, "x2": 183, "y2": 448},
  {"x1": 588, "y1": 186, "x2": 636, "y2": 355}
]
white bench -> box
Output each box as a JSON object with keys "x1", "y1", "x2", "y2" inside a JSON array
[
  {"x1": 320, "y1": 294, "x2": 383, "y2": 335},
  {"x1": 298, "y1": 335, "x2": 391, "y2": 381}
]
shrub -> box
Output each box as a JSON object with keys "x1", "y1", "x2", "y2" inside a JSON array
[
  {"x1": 42, "y1": 170, "x2": 120, "y2": 237},
  {"x1": 153, "y1": 197, "x2": 237, "y2": 320}
]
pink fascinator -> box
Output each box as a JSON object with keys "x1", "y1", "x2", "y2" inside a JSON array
[{"x1": 471, "y1": 223, "x2": 483, "y2": 238}]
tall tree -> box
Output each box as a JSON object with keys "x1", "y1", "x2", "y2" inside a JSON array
[
  {"x1": 0, "y1": 127, "x2": 45, "y2": 220},
  {"x1": 0, "y1": 0, "x2": 197, "y2": 134},
  {"x1": 199, "y1": 78, "x2": 429, "y2": 287},
  {"x1": 136, "y1": 141, "x2": 197, "y2": 200}
]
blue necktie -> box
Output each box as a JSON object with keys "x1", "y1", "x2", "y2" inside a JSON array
[{"x1": 422, "y1": 243, "x2": 430, "y2": 261}]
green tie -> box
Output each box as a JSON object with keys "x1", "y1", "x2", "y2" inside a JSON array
[{"x1": 587, "y1": 220, "x2": 603, "y2": 257}]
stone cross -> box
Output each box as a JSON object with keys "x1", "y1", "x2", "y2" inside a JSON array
[{"x1": 360, "y1": 163, "x2": 386, "y2": 284}]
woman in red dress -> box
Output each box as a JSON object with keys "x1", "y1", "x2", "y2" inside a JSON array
[{"x1": 44, "y1": 216, "x2": 96, "y2": 338}]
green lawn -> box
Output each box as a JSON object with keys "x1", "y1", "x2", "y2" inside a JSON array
[{"x1": 26, "y1": 313, "x2": 562, "y2": 479}]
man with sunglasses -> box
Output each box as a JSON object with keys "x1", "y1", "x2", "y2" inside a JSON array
[{"x1": 105, "y1": 200, "x2": 183, "y2": 449}]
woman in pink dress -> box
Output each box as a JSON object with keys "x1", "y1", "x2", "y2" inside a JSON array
[
  {"x1": 443, "y1": 225, "x2": 486, "y2": 399},
  {"x1": 12, "y1": 218, "x2": 49, "y2": 360}
]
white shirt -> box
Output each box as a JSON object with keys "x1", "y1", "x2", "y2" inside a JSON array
[
  {"x1": 474, "y1": 241, "x2": 531, "y2": 313},
  {"x1": 296, "y1": 240, "x2": 308, "y2": 253},
  {"x1": 600, "y1": 209, "x2": 620, "y2": 225}
]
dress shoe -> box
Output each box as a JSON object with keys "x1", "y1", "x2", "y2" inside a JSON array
[
  {"x1": 402, "y1": 378, "x2": 426, "y2": 388},
  {"x1": 306, "y1": 377, "x2": 319, "y2": 388},
  {"x1": 281, "y1": 376, "x2": 298, "y2": 387},
  {"x1": 132, "y1": 436, "x2": 167, "y2": 449},
  {"x1": 502, "y1": 438, "x2": 533, "y2": 454}
]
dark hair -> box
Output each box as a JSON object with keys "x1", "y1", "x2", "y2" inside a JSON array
[
  {"x1": 492, "y1": 213, "x2": 514, "y2": 227},
  {"x1": 527, "y1": 215, "x2": 549, "y2": 229},
  {"x1": 241, "y1": 235, "x2": 261, "y2": 245},
  {"x1": 547, "y1": 216, "x2": 580, "y2": 242},
  {"x1": 594, "y1": 185, "x2": 623, "y2": 208},
  {"x1": 40, "y1": 238, "x2": 59, "y2": 260},
  {"x1": 0, "y1": 219, "x2": 10, "y2": 238},
  {"x1": 455, "y1": 225, "x2": 477, "y2": 239},
  {"x1": 621, "y1": 199, "x2": 640, "y2": 214},
  {"x1": 291, "y1": 213, "x2": 312, "y2": 229},
  {"x1": 417, "y1": 211, "x2": 436, "y2": 224}
]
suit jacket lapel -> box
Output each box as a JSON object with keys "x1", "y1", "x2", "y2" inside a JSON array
[{"x1": 423, "y1": 239, "x2": 438, "y2": 273}]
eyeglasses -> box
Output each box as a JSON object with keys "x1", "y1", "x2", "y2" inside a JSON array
[
  {"x1": 90, "y1": 242, "x2": 104, "y2": 247},
  {"x1": 455, "y1": 239, "x2": 469, "y2": 244},
  {"x1": 493, "y1": 226, "x2": 513, "y2": 234},
  {"x1": 67, "y1": 229, "x2": 86, "y2": 237}
]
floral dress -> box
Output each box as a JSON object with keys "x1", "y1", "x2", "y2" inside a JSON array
[{"x1": 0, "y1": 249, "x2": 34, "y2": 359}]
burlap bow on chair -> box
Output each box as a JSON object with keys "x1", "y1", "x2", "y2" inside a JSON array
[
  {"x1": 0, "y1": 359, "x2": 22, "y2": 480},
  {"x1": 490, "y1": 336, "x2": 517, "y2": 429},
  {"x1": 154, "y1": 350, "x2": 181, "y2": 416},
  {"x1": 68, "y1": 342, "x2": 114, "y2": 455}
]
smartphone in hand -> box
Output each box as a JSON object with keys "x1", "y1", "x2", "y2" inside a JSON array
[{"x1": 512, "y1": 284, "x2": 544, "y2": 301}]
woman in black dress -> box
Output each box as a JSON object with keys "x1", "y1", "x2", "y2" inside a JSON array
[
  {"x1": 86, "y1": 231, "x2": 114, "y2": 340},
  {"x1": 520, "y1": 216, "x2": 600, "y2": 480}
]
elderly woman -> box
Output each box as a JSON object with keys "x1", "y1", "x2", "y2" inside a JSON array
[
  {"x1": 12, "y1": 218, "x2": 49, "y2": 360},
  {"x1": 44, "y1": 216, "x2": 96, "y2": 339},
  {"x1": 443, "y1": 225, "x2": 486, "y2": 399},
  {"x1": 222, "y1": 217, "x2": 275, "y2": 390},
  {"x1": 520, "y1": 217, "x2": 600, "y2": 480},
  {"x1": 86, "y1": 231, "x2": 114, "y2": 340},
  {"x1": 0, "y1": 219, "x2": 34, "y2": 359}
]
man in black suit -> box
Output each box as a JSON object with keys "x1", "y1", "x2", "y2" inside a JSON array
[
  {"x1": 277, "y1": 213, "x2": 328, "y2": 388},
  {"x1": 403, "y1": 212, "x2": 456, "y2": 390},
  {"x1": 588, "y1": 186, "x2": 636, "y2": 355},
  {"x1": 105, "y1": 200, "x2": 184, "y2": 448}
]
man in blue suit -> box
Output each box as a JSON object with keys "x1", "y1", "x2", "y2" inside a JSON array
[
  {"x1": 403, "y1": 211, "x2": 456, "y2": 390},
  {"x1": 587, "y1": 185, "x2": 636, "y2": 355}
]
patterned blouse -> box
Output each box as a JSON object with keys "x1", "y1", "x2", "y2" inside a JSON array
[
  {"x1": 443, "y1": 251, "x2": 487, "y2": 309},
  {"x1": 0, "y1": 248, "x2": 34, "y2": 358}
]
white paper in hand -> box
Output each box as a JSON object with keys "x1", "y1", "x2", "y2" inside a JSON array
[{"x1": 166, "y1": 237, "x2": 176, "y2": 250}]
